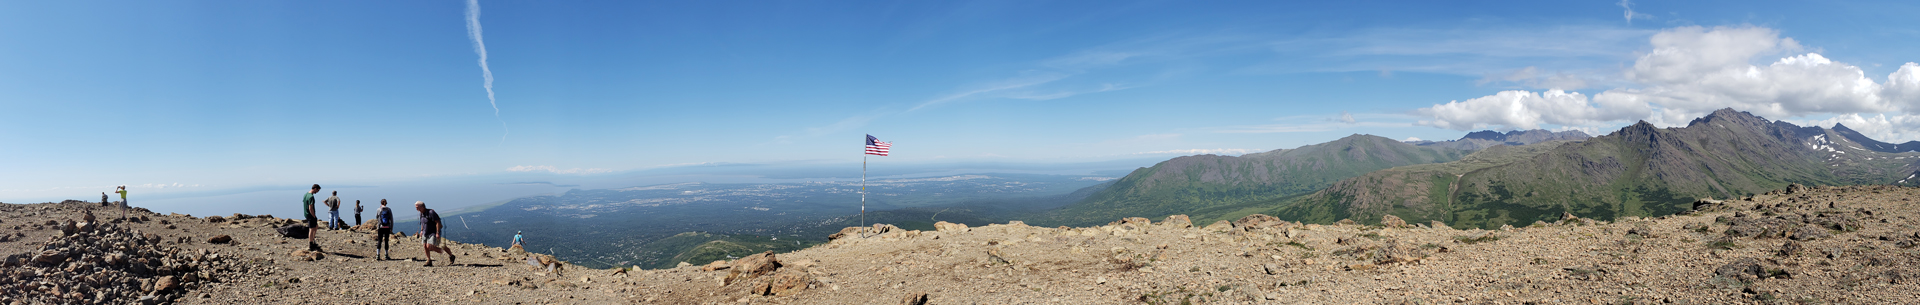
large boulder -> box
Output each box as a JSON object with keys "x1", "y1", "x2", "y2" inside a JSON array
[
  {"x1": 1202, "y1": 220, "x2": 1234, "y2": 232},
  {"x1": 1380, "y1": 215, "x2": 1409, "y2": 228},
  {"x1": 350, "y1": 219, "x2": 382, "y2": 232},
  {"x1": 1161, "y1": 215, "x2": 1192, "y2": 228},
  {"x1": 725, "y1": 251, "x2": 781, "y2": 285},
  {"x1": 1235, "y1": 214, "x2": 1286, "y2": 230},
  {"x1": 933, "y1": 221, "x2": 970, "y2": 233},
  {"x1": 759, "y1": 268, "x2": 811, "y2": 296}
]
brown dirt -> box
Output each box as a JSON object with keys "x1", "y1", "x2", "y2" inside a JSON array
[{"x1": 5, "y1": 184, "x2": 1920, "y2": 304}]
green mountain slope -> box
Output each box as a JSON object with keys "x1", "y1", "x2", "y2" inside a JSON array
[
  {"x1": 1271, "y1": 140, "x2": 1580, "y2": 227},
  {"x1": 1277, "y1": 108, "x2": 1920, "y2": 229},
  {"x1": 1041, "y1": 134, "x2": 1470, "y2": 226}
]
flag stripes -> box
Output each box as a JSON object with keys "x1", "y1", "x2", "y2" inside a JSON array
[{"x1": 865, "y1": 134, "x2": 891, "y2": 156}]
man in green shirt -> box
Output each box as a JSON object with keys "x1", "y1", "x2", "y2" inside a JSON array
[{"x1": 304, "y1": 184, "x2": 322, "y2": 252}]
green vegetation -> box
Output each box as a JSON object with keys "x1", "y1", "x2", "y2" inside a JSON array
[{"x1": 1045, "y1": 134, "x2": 1469, "y2": 226}]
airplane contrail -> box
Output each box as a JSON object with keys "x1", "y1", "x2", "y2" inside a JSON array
[{"x1": 466, "y1": 0, "x2": 508, "y2": 143}]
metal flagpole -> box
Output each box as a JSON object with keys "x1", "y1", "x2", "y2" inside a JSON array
[{"x1": 860, "y1": 154, "x2": 866, "y2": 238}]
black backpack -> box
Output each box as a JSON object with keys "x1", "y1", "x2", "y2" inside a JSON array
[{"x1": 277, "y1": 224, "x2": 310, "y2": 239}]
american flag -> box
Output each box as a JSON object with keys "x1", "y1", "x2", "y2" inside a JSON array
[{"x1": 865, "y1": 134, "x2": 891, "y2": 156}]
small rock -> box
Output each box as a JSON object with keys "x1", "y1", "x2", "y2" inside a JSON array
[
  {"x1": 1714, "y1": 258, "x2": 1764, "y2": 281},
  {"x1": 1203, "y1": 220, "x2": 1234, "y2": 232},
  {"x1": 1380, "y1": 215, "x2": 1408, "y2": 228},
  {"x1": 208, "y1": 235, "x2": 232, "y2": 244},
  {"x1": 1789, "y1": 226, "x2": 1831, "y2": 241},
  {"x1": 702, "y1": 260, "x2": 731, "y2": 271},
  {"x1": 291, "y1": 250, "x2": 324, "y2": 261},
  {"x1": 1430, "y1": 220, "x2": 1450, "y2": 230},
  {"x1": 1778, "y1": 241, "x2": 1802, "y2": 257},
  {"x1": 933, "y1": 221, "x2": 970, "y2": 233},
  {"x1": 155, "y1": 276, "x2": 180, "y2": 291},
  {"x1": 901, "y1": 291, "x2": 929, "y2": 305},
  {"x1": 1161, "y1": 215, "x2": 1192, "y2": 228},
  {"x1": 1262, "y1": 263, "x2": 1282, "y2": 275},
  {"x1": 205, "y1": 216, "x2": 225, "y2": 223},
  {"x1": 1235, "y1": 214, "x2": 1285, "y2": 229}
]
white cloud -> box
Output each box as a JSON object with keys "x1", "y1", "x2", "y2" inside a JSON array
[
  {"x1": 1416, "y1": 89, "x2": 1648, "y2": 131},
  {"x1": 1793, "y1": 113, "x2": 1920, "y2": 143},
  {"x1": 1338, "y1": 111, "x2": 1357, "y2": 124},
  {"x1": 1403, "y1": 137, "x2": 1423, "y2": 142},
  {"x1": 507, "y1": 165, "x2": 614, "y2": 175},
  {"x1": 1416, "y1": 25, "x2": 1920, "y2": 133}
]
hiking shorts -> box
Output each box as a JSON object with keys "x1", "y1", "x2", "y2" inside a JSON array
[
  {"x1": 424, "y1": 234, "x2": 442, "y2": 247},
  {"x1": 304, "y1": 216, "x2": 318, "y2": 228}
]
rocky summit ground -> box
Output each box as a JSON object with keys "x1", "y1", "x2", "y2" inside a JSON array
[{"x1": 5, "y1": 184, "x2": 1920, "y2": 304}]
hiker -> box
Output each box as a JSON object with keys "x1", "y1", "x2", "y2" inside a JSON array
[
  {"x1": 114, "y1": 186, "x2": 128, "y2": 220},
  {"x1": 303, "y1": 184, "x2": 323, "y2": 252},
  {"x1": 324, "y1": 191, "x2": 342, "y2": 230},
  {"x1": 375, "y1": 199, "x2": 394, "y2": 260},
  {"x1": 353, "y1": 200, "x2": 364, "y2": 228},
  {"x1": 510, "y1": 231, "x2": 524, "y2": 252},
  {"x1": 101, "y1": 192, "x2": 109, "y2": 207},
  {"x1": 415, "y1": 201, "x2": 455, "y2": 267}
]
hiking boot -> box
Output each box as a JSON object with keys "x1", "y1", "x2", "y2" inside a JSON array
[
  {"x1": 423, "y1": 260, "x2": 433, "y2": 267},
  {"x1": 308, "y1": 243, "x2": 322, "y2": 252},
  {"x1": 447, "y1": 254, "x2": 456, "y2": 266}
]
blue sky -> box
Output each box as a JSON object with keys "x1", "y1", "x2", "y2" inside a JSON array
[{"x1": 5, "y1": 1, "x2": 1920, "y2": 211}]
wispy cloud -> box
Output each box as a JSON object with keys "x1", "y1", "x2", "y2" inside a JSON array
[
  {"x1": 1133, "y1": 148, "x2": 1263, "y2": 156},
  {"x1": 1618, "y1": 0, "x2": 1651, "y2": 25},
  {"x1": 1212, "y1": 113, "x2": 1410, "y2": 133},
  {"x1": 466, "y1": 0, "x2": 508, "y2": 143},
  {"x1": 908, "y1": 72, "x2": 1071, "y2": 111},
  {"x1": 507, "y1": 165, "x2": 614, "y2": 175}
]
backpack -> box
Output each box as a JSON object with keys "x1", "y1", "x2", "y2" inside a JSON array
[
  {"x1": 277, "y1": 224, "x2": 310, "y2": 239},
  {"x1": 377, "y1": 207, "x2": 393, "y2": 229}
]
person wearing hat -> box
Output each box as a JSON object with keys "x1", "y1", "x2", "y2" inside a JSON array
[{"x1": 414, "y1": 201, "x2": 455, "y2": 267}]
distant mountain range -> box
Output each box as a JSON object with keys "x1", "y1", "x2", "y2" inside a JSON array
[
  {"x1": 1410, "y1": 129, "x2": 1591, "y2": 151},
  {"x1": 1273, "y1": 109, "x2": 1920, "y2": 228},
  {"x1": 1040, "y1": 134, "x2": 1472, "y2": 226},
  {"x1": 1042, "y1": 127, "x2": 1590, "y2": 227}
]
